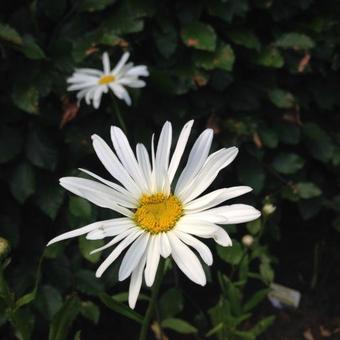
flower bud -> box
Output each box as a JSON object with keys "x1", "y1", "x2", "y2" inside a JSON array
[
  {"x1": 242, "y1": 234, "x2": 254, "y2": 247},
  {"x1": 262, "y1": 203, "x2": 276, "y2": 216},
  {"x1": 0, "y1": 237, "x2": 10, "y2": 259}
]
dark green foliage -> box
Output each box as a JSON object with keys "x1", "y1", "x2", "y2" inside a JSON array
[{"x1": 1, "y1": 0, "x2": 340, "y2": 339}]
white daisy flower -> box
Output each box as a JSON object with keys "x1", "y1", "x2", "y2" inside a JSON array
[
  {"x1": 47, "y1": 121, "x2": 260, "y2": 309},
  {"x1": 67, "y1": 52, "x2": 149, "y2": 108}
]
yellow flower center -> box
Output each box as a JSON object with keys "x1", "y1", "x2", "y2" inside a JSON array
[
  {"x1": 98, "y1": 75, "x2": 115, "y2": 85},
  {"x1": 134, "y1": 193, "x2": 183, "y2": 234}
]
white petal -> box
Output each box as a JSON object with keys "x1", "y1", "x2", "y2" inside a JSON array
[
  {"x1": 144, "y1": 235, "x2": 161, "y2": 287},
  {"x1": 85, "y1": 87, "x2": 97, "y2": 105},
  {"x1": 112, "y1": 52, "x2": 130, "y2": 75},
  {"x1": 168, "y1": 120, "x2": 194, "y2": 184},
  {"x1": 159, "y1": 232, "x2": 171, "y2": 258},
  {"x1": 175, "y1": 129, "x2": 213, "y2": 195},
  {"x1": 199, "y1": 204, "x2": 261, "y2": 224},
  {"x1": 109, "y1": 83, "x2": 132, "y2": 106},
  {"x1": 167, "y1": 232, "x2": 206, "y2": 286},
  {"x1": 47, "y1": 221, "x2": 101, "y2": 246},
  {"x1": 90, "y1": 228, "x2": 140, "y2": 254},
  {"x1": 74, "y1": 68, "x2": 103, "y2": 77},
  {"x1": 125, "y1": 65, "x2": 149, "y2": 77},
  {"x1": 119, "y1": 233, "x2": 150, "y2": 281},
  {"x1": 118, "y1": 78, "x2": 146, "y2": 88},
  {"x1": 136, "y1": 143, "x2": 152, "y2": 191},
  {"x1": 179, "y1": 147, "x2": 239, "y2": 203},
  {"x1": 184, "y1": 186, "x2": 252, "y2": 213},
  {"x1": 175, "y1": 218, "x2": 221, "y2": 238},
  {"x1": 67, "y1": 82, "x2": 98, "y2": 91},
  {"x1": 128, "y1": 253, "x2": 147, "y2": 309},
  {"x1": 213, "y1": 226, "x2": 232, "y2": 246},
  {"x1": 115, "y1": 62, "x2": 133, "y2": 78},
  {"x1": 79, "y1": 168, "x2": 138, "y2": 208},
  {"x1": 76, "y1": 88, "x2": 91, "y2": 102},
  {"x1": 67, "y1": 74, "x2": 99, "y2": 84},
  {"x1": 59, "y1": 177, "x2": 133, "y2": 217},
  {"x1": 111, "y1": 126, "x2": 148, "y2": 191},
  {"x1": 175, "y1": 230, "x2": 213, "y2": 266},
  {"x1": 86, "y1": 218, "x2": 134, "y2": 239},
  {"x1": 91, "y1": 134, "x2": 141, "y2": 197},
  {"x1": 102, "y1": 52, "x2": 111, "y2": 74},
  {"x1": 93, "y1": 86, "x2": 104, "y2": 109},
  {"x1": 155, "y1": 121, "x2": 172, "y2": 192},
  {"x1": 96, "y1": 229, "x2": 142, "y2": 277}
]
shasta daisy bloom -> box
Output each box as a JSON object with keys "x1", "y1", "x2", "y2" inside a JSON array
[
  {"x1": 67, "y1": 51, "x2": 149, "y2": 108},
  {"x1": 47, "y1": 121, "x2": 260, "y2": 308}
]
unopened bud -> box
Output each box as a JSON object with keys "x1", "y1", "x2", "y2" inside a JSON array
[
  {"x1": 262, "y1": 203, "x2": 276, "y2": 216},
  {"x1": 0, "y1": 237, "x2": 10, "y2": 258},
  {"x1": 242, "y1": 234, "x2": 254, "y2": 247}
]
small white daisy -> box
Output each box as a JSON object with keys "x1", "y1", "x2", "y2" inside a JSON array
[
  {"x1": 67, "y1": 52, "x2": 149, "y2": 108},
  {"x1": 47, "y1": 121, "x2": 260, "y2": 309}
]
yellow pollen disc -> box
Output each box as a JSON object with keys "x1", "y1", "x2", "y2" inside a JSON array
[
  {"x1": 134, "y1": 193, "x2": 183, "y2": 234},
  {"x1": 98, "y1": 75, "x2": 115, "y2": 85}
]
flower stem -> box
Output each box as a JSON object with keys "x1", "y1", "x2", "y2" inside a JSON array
[
  {"x1": 138, "y1": 258, "x2": 165, "y2": 340},
  {"x1": 113, "y1": 99, "x2": 127, "y2": 133}
]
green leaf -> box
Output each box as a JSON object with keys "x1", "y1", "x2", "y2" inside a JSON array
[
  {"x1": 298, "y1": 197, "x2": 323, "y2": 220},
  {"x1": 78, "y1": 237, "x2": 104, "y2": 264},
  {"x1": 153, "y1": 19, "x2": 178, "y2": 58},
  {"x1": 12, "y1": 85, "x2": 39, "y2": 114},
  {"x1": 217, "y1": 241, "x2": 243, "y2": 265},
  {"x1": 276, "y1": 123, "x2": 300, "y2": 145},
  {"x1": 0, "y1": 125, "x2": 23, "y2": 164},
  {"x1": 259, "y1": 126, "x2": 279, "y2": 148},
  {"x1": 49, "y1": 295, "x2": 81, "y2": 340},
  {"x1": 253, "y1": 47, "x2": 284, "y2": 68},
  {"x1": 238, "y1": 157, "x2": 265, "y2": 194},
  {"x1": 21, "y1": 35, "x2": 46, "y2": 60},
  {"x1": 181, "y1": 22, "x2": 216, "y2": 51},
  {"x1": 35, "y1": 185, "x2": 64, "y2": 220},
  {"x1": 99, "y1": 293, "x2": 143, "y2": 324},
  {"x1": 100, "y1": 0, "x2": 151, "y2": 35},
  {"x1": 243, "y1": 288, "x2": 270, "y2": 312},
  {"x1": 303, "y1": 123, "x2": 334, "y2": 162},
  {"x1": 332, "y1": 216, "x2": 340, "y2": 232},
  {"x1": 80, "y1": 301, "x2": 100, "y2": 324},
  {"x1": 259, "y1": 260, "x2": 274, "y2": 284},
  {"x1": 11, "y1": 308, "x2": 35, "y2": 340},
  {"x1": 194, "y1": 43, "x2": 235, "y2": 71},
  {"x1": 272, "y1": 153, "x2": 304, "y2": 174},
  {"x1": 35, "y1": 285, "x2": 63, "y2": 321},
  {"x1": 10, "y1": 162, "x2": 36, "y2": 203},
  {"x1": 79, "y1": 0, "x2": 114, "y2": 12},
  {"x1": 26, "y1": 128, "x2": 58, "y2": 171},
  {"x1": 250, "y1": 315, "x2": 275, "y2": 336},
  {"x1": 296, "y1": 182, "x2": 322, "y2": 199},
  {"x1": 69, "y1": 197, "x2": 92, "y2": 219},
  {"x1": 275, "y1": 32, "x2": 315, "y2": 50},
  {"x1": 161, "y1": 318, "x2": 197, "y2": 334},
  {"x1": 159, "y1": 288, "x2": 184, "y2": 319},
  {"x1": 269, "y1": 88, "x2": 296, "y2": 109},
  {"x1": 0, "y1": 21, "x2": 22, "y2": 45},
  {"x1": 74, "y1": 270, "x2": 104, "y2": 296},
  {"x1": 227, "y1": 29, "x2": 260, "y2": 50},
  {"x1": 247, "y1": 219, "x2": 262, "y2": 235}
]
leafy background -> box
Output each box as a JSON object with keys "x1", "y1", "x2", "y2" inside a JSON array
[{"x1": 1, "y1": 0, "x2": 340, "y2": 339}]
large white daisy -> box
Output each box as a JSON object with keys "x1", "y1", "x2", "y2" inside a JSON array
[
  {"x1": 67, "y1": 51, "x2": 149, "y2": 108},
  {"x1": 47, "y1": 121, "x2": 260, "y2": 308}
]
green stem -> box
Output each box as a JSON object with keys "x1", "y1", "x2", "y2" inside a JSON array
[
  {"x1": 113, "y1": 99, "x2": 127, "y2": 133},
  {"x1": 138, "y1": 259, "x2": 165, "y2": 340}
]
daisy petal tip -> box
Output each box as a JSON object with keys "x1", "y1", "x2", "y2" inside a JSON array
[
  {"x1": 128, "y1": 298, "x2": 136, "y2": 310},
  {"x1": 46, "y1": 239, "x2": 56, "y2": 247}
]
